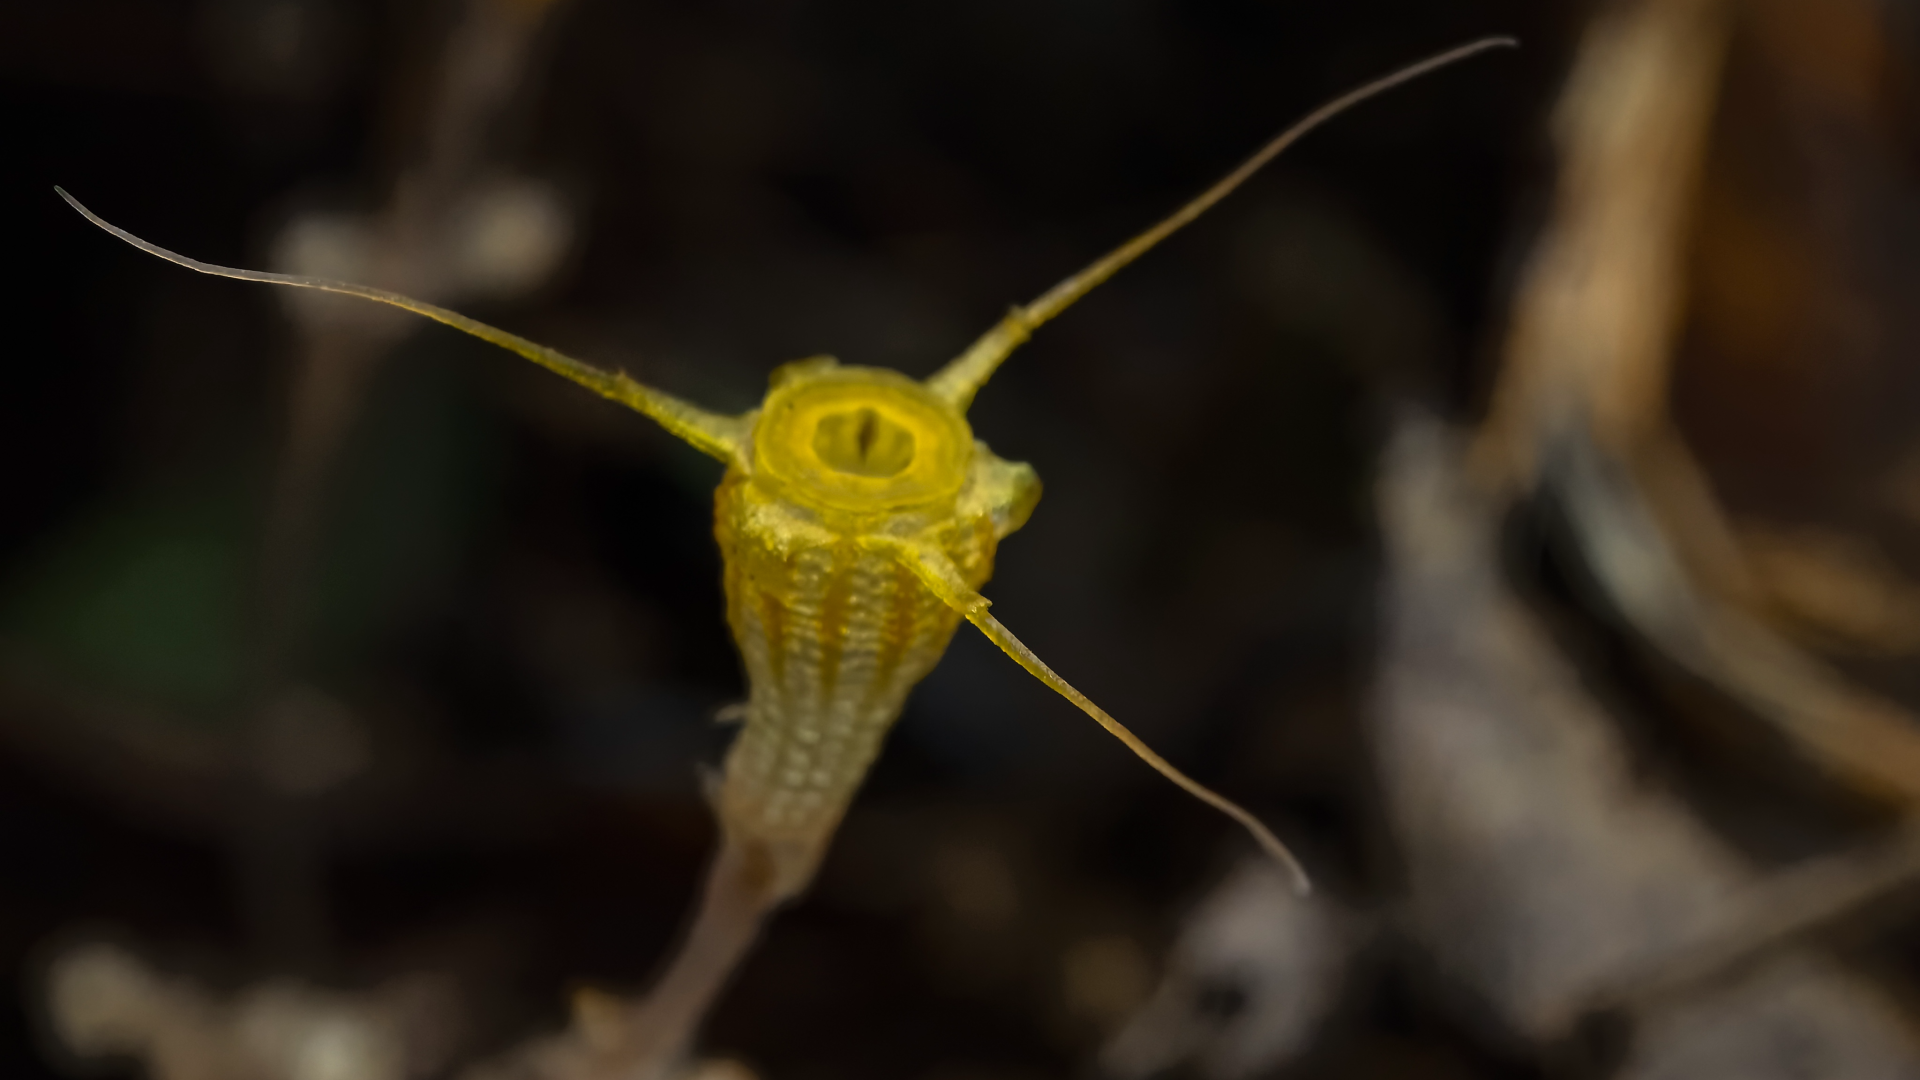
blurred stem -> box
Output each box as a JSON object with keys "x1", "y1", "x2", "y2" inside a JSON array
[
  {"x1": 399, "y1": 0, "x2": 557, "y2": 226},
  {"x1": 234, "y1": 0, "x2": 568, "y2": 970},
  {"x1": 237, "y1": 327, "x2": 386, "y2": 969},
  {"x1": 254, "y1": 328, "x2": 388, "y2": 683},
  {"x1": 578, "y1": 828, "x2": 783, "y2": 1080}
]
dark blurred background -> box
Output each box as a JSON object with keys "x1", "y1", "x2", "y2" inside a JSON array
[{"x1": 4, "y1": 1, "x2": 1919, "y2": 1078}]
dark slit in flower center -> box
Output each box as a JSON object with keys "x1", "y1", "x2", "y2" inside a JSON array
[{"x1": 813, "y1": 407, "x2": 917, "y2": 478}]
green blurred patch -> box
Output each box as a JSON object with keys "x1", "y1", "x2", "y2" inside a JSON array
[
  {"x1": 0, "y1": 481, "x2": 252, "y2": 718},
  {"x1": 0, "y1": 339, "x2": 501, "y2": 719}
]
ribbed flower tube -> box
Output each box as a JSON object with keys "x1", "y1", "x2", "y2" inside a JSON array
[{"x1": 712, "y1": 469, "x2": 998, "y2": 897}]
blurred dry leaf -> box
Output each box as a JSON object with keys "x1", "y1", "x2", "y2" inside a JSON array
[
  {"x1": 1737, "y1": 524, "x2": 1920, "y2": 655},
  {"x1": 1375, "y1": 415, "x2": 1920, "y2": 1076},
  {"x1": 1473, "y1": 0, "x2": 1728, "y2": 483},
  {"x1": 1102, "y1": 859, "x2": 1354, "y2": 1080},
  {"x1": 1478, "y1": 0, "x2": 1920, "y2": 805}
]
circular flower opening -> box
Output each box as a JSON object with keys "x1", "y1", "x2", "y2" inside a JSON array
[
  {"x1": 812, "y1": 407, "x2": 917, "y2": 478},
  {"x1": 752, "y1": 363, "x2": 972, "y2": 514}
]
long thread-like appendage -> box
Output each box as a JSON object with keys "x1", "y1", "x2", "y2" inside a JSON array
[
  {"x1": 926, "y1": 35, "x2": 1516, "y2": 412},
  {"x1": 896, "y1": 542, "x2": 1312, "y2": 895},
  {"x1": 55, "y1": 188, "x2": 748, "y2": 464}
]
